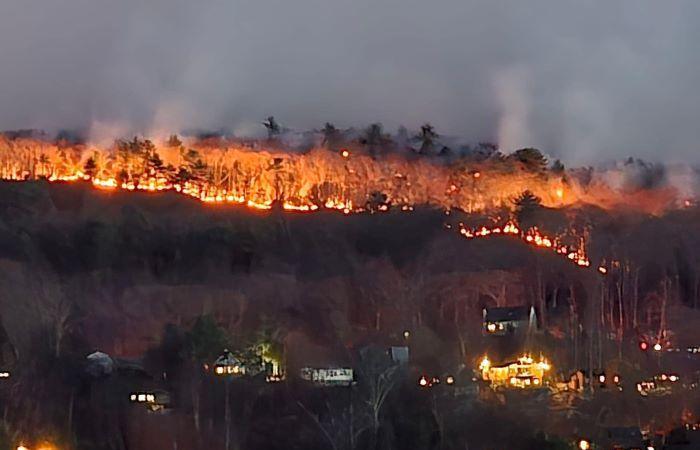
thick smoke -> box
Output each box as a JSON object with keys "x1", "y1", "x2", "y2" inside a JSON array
[{"x1": 1, "y1": 0, "x2": 699, "y2": 163}]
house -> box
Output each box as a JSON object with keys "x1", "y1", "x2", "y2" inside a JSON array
[
  {"x1": 213, "y1": 350, "x2": 246, "y2": 376},
  {"x1": 129, "y1": 389, "x2": 172, "y2": 412},
  {"x1": 482, "y1": 306, "x2": 537, "y2": 335},
  {"x1": 300, "y1": 367, "x2": 354, "y2": 386},
  {"x1": 478, "y1": 354, "x2": 551, "y2": 389}
]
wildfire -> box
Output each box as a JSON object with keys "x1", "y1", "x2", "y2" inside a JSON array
[
  {"x1": 457, "y1": 220, "x2": 591, "y2": 268},
  {"x1": 0, "y1": 135, "x2": 595, "y2": 216}
]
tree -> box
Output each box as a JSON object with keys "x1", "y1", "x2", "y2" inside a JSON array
[
  {"x1": 185, "y1": 315, "x2": 229, "y2": 434},
  {"x1": 262, "y1": 116, "x2": 281, "y2": 139},
  {"x1": 513, "y1": 190, "x2": 542, "y2": 227},
  {"x1": 356, "y1": 345, "x2": 400, "y2": 449},
  {"x1": 415, "y1": 123, "x2": 438, "y2": 155},
  {"x1": 322, "y1": 122, "x2": 343, "y2": 150},
  {"x1": 472, "y1": 142, "x2": 501, "y2": 160},
  {"x1": 166, "y1": 134, "x2": 183, "y2": 148},
  {"x1": 511, "y1": 148, "x2": 548, "y2": 172},
  {"x1": 550, "y1": 159, "x2": 565, "y2": 174},
  {"x1": 186, "y1": 315, "x2": 229, "y2": 363},
  {"x1": 180, "y1": 148, "x2": 208, "y2": 182},
  {"x1": 360, "y1": 123, "x2": 391, "y2": 157},
  {"x1": 83, "y1": 157, "x2": 97, "y2": 178}
]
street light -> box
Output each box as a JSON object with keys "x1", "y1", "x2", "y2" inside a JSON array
[
  {"x1": 578, "y1": 439, "x2": 591, "y2": 450},
  {"x1": 653, "y1": 343, "x2": 662, "y2": 352}
]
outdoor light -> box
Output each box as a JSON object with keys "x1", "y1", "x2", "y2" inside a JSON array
[
  {"x1": 419, "y1": 376, "x2": 428, "y2": 387},
  {"x1": 653, "y1": 343, "x2": 662, "y2": 351},
  {"x1": 403, "y1": 330, "x2": 410, "y2": 339},
  {"x1": 578, "y1": 439, "x2": 590, "y2": 450},
  {"x1": 487, "y1": 323, "x2": 496, "y2": 332},
  {"x1": 640, "y1": 341, "x2": 649, "y2": 351},
  {"x1": 340, "y1": 149, "x2": 350, "y2": 158},
  {"x1": 598, "y1": 374, "x2": 606, "y2": 384}
]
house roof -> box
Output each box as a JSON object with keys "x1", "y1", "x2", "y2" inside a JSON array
[{"x1": 484, "y1": 306, "x2": 531, "y2": 322}]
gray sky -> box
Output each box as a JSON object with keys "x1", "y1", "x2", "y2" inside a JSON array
[{"x1": 1, "y1": 0, "x2": 699, "y2": 163}]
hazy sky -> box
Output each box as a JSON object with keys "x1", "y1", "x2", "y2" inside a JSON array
[{"x1": 1, "y1": 0, "x2": 699, "y2": 163}]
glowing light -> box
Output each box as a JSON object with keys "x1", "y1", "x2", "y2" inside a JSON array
[
  {"x1": 445, "y1": 375, "x2": 455, "y2": 385},
  {"x1": 654, "y1": 343, "x2": 662, "y2": 351},
  {"x1": 578, "y1": 439, "x2": 590, "y2": 450},
  {"x1": 403, "y1": 330, "x2": 410, "y2": 339},
  {"x1": 419, "y1": 376, "x2": 428, "y2": 387},
  {"x1": 479, "y1": 356, "x2": 491, "y2": 372},
  {"x1": 599, "y1": 374, "x2": 606, "y2": 383},
  {"x1": 555, "y1": 188, "x2": 564, "y2": 199},
  {"x1": 487, "y1": 323, "x2": 497, "y2": 332},
  {"x1": 340, "y1": 149, "x2": 350, "y2": 158}
]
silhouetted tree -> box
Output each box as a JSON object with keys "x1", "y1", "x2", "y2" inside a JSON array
[
  {"x1": 415, "y1": 123, "x2": 438, "y2": 155},
  {"x1": 322, "y1": 122, "x2": 343, "y2": 150},
  {"x1": 360, "y1": 123, "x2": 391, "y2": 157},
  {"x1": 185, "y1": 315, "x2": 229, "y2": 434},
  {"x1": 550, "y1": 159, "x2": 565, "y2": 174},
  {"x1": 511, "y1": 148, "x2": 548, "y2": 172},
  {"x1": 262, "y1": 116, "x2": 281, "y2": 139},
  {"x1": 514, "y1": 190, "x2": 542, "y2": 227},
  {"x1": 166, "y1": 134, "x2": 183, "y2": 148},
  {"x1": 83, "y1": 157, "x2": 97, "y2": 178}
]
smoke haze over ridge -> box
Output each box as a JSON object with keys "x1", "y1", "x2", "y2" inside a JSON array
[{"x1": 1, "y1": 0, "x2": 699, "y2": 163}]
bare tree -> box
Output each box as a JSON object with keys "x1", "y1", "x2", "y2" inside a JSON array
[
  {"x1": 27, "y1": 269, "x2": 74, "y2": 358},
  {"x1": 356, "y1": 346, "x2": 400, "y2": 449}
]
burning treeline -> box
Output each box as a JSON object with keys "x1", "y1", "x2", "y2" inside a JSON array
[{"x1": 0, "y1": 133, "x2": 684, "y2": 215}]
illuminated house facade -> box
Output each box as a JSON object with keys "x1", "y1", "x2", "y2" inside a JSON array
[
  {"x1": 213, "y1": 350, "x2": 246, "y2": 376},
  {"x1": 300, "y1": 367, "x2": 354, "y2": 386},
  {"x1": 482, "y1": 306, "x2": 537, "y2": 336},
  {"x1": 479, "y1": 355, "x2": 550, "y2": 389}
]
